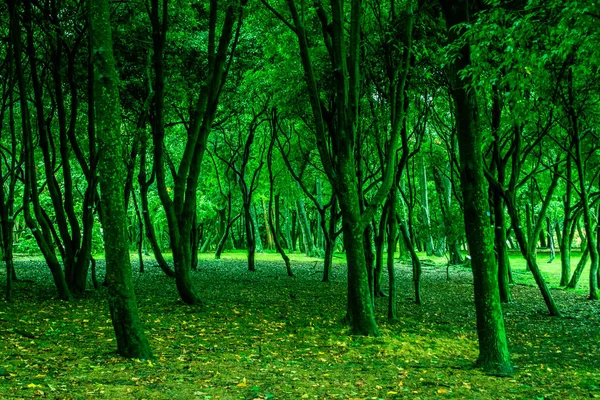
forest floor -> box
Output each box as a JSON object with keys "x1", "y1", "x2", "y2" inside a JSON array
[{"x1": 0, "y1": 255, "x2": 598, "y2": 399}]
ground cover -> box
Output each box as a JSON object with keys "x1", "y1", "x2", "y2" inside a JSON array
[{"x1": 0, "y1": 256, "x2": 598, "y2": 399}]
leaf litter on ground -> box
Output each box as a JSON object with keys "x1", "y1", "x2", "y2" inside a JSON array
[{"x1": 0, "y1": 256, "x2": 598, "y2": 399}]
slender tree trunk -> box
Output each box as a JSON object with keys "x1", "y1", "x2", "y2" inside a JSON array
[
  {"x1": 399, "y1": 222, "x2": 421, "y2": 304},
  {"x1": 560, "y1": 158, "x2": 573, "y2": 286},
  {"x1": 386, "y1": 195, "x2": 398, "y2": 321},
  {"x1": 374, "y1": 206, "x2": 388, "y2": 297},
  {"x1": 138, "y1": 138, "x2": 175, "y2": 277},
  {"x1": 570, "y1": 103, "x2": 598, "y2": 299},
  {"x1": 251, "y1": 203, "x2": 264, "y2": 253},
  {"x1": 567, "y1": 244, "x2": 588, "y2": 289},
  {"x1": 215, "y1": 193, "x2": 236, "y2": 259},
  {"x1": 244, "y1": 204, "x2": 256, "y2": 272},
  {"x1": 296, "y1": 194, "x2": 317, "y2": 257},
  {"x1": 132, "y1": 190, "x2": 145, "y2": 273},
  {"x1": 266, "y1": 125, "x2": 293, "y2": 276},
  {"x1": 12, "y1": 0, "x2": 72, "y2": 301},
  {"x1": 418, "y1": 153, "x2": 435, "y2": 256},
  {"x1": 322, "y1": 197, "x2": 338, "y2": 283},
  {"x1": 90, "y1": 0, "x2": 152, "y2": 358}
]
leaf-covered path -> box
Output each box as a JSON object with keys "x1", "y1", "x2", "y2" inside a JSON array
[{"x1": 0, "y1": 258, "x2": 598, "y2": 399}]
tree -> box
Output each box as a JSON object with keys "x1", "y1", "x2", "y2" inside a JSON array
[
  {"x1": 89, "y1": 0, "x2": 152, "y2": 359},
  {"x1": 149, "y1": 0, "x2": 245, "y2": 305},
  {"x1": 440, "y1": 0, "x2": 512, "y2": 375},
  {"x1": 263, "y1": 0, "x2": 413, "y2": 336}
]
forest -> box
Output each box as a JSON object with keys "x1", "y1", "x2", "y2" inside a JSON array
[{"x1": 0, "y1": 0, "x2": 599, "y2": 398}]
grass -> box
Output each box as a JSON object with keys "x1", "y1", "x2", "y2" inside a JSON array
[{"x1": 1, "y1": 250, "x2": 599, "y2": 399}]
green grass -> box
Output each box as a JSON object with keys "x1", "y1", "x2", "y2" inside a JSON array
[{"x1": 16, "y1": 247, "x2": 593, "y2": 295}]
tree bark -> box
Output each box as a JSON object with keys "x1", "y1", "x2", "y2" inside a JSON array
[
  {"x1": 441, "y1": 0, "x2": 512, "y2": 375},
  {"x1": 90, "y1": 0, "x2": 152, "y2": 359}
]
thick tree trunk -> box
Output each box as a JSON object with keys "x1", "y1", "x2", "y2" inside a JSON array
[
  {"x1": 340, "y1": 195, "x2": 379, "y2": 336},
  {"x1": 90, "y1": 0, "x2": 152, "y2": 358},
  {"x1": 441, "y1": 0, "x2": 512, "y2": 375}
]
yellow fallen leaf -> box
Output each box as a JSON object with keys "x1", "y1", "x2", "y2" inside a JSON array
[
  {"x1": 27, "y1": 383, "x2": 42, "y2": 389},
  {"x1": 437, "y1": 388, "x2": 447, "y2": 394},
  {"x1": 236, "y1": 378, "x2": 248, "y2": 388},
  {"x1": 387, "y1": 391, "x2": 398, "y2": 395}
]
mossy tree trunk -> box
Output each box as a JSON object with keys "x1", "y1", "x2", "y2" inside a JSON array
[
  {"x1": 440, "y1": 0, "x2": 512, "y2": 375},
  {"x1": 89, "y1": 0, "x2": 153, "y2": 359}
]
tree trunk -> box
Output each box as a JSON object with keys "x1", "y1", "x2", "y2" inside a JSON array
[
  {"x1": 399, "y1": 222, "x2": 421, "y2": 305},
  {"x1": 418, "y1": 153, "x2": 435, "y2": 256},
  {"x1": 386, "y1": 195, "x2": 398, "y2": 321},
  {"x1": 244, "y1": 204, "x2": 257, "y2": 272},
  {"x1": 251, "y1": 203, "x2": 264, "y2": 253},
  {"x1": 547, "y1": 218, "x2": 556, "y2": 263},
  {"x1": 559, "y1": 158, "x2": 573, "y2": 286},
  {"x1": 569, "y1": 85, "x2": 599, "y2": 299},
  {"x1": 90, "y1": 0, "x2": 152, "y2": 358},
  {"x1": 12, "y1": 0, "x2": 72, "y2": 301},
  {"x1": 132, "y1": 190, "x2": 145, "y2": 273},
  {"x1": 441, "y1": 0, "x2": 512, "y2": 375},
  {"x1": 138, "y1": 133, "x2": 175, "y2": 277},
  {"x1": 567, "y1": 244, "x2": 588, "y2": 289},
  {"x1": 374, "y1": 206, "x2": 388, "y2": 297},
  {"x1": 296, "y1": 195, "x2": 317, "y2": 257},
  {"x1": 322, "y1": 197, "x2": 338, "y2": 283},
  {"x1": 339, "y1": 185, "x2": 379, "y2": 335}
]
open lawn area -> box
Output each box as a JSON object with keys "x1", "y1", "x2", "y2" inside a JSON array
[{"x1": 0, "y1": 254, "x2": 598, "y2": 399}]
